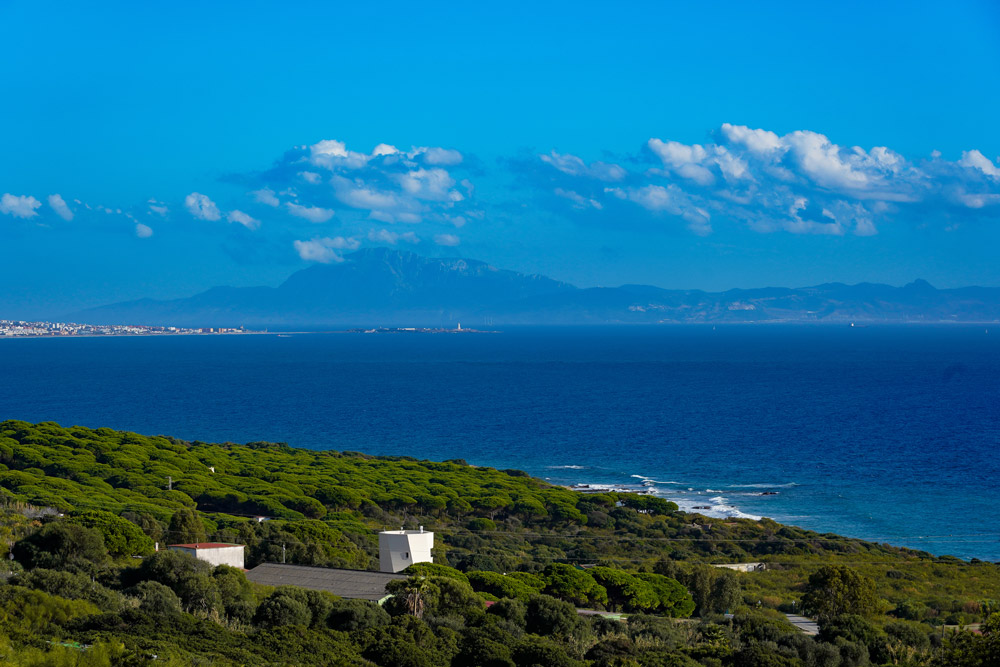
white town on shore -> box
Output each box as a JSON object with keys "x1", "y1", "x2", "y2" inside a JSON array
[{"x1": 0, "y1": 319, "x2": 248, "y2": 337}]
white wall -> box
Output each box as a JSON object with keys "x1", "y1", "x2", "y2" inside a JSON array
[
  {"x1": 378, "y1": 530, "x2": 434, "y2": 573},
  {"x1": 169, "y1": 545, "x2": 245, "y2": 569}
]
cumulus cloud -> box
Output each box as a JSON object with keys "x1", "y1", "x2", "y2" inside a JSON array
[
  {"x1": 530, "y1": 123, "x2": 1000, "y2": 237},
  {"x1": 608, "y1": 185, "x2": 711, "y2": 235},
  {"x1": 245, "y1": 139, "x2": 472, "y2": 229},
  {"x1": 293, "y1": 236, "x2": 360, "y2": 263},
  {"x1": 420, "y1": 147, "x2": 463, "y2": 166},
  {"x1": 647, "y1": 139, "x2": 717, "y2": 186},
  {"x1": 368, "y1": 228, "x2": 420, "y2": 244},
  {"x1": 286, "y1": 202, "x2": 334, "y2": 223},
  {"x1": 540, "y1": 150, "x2": 626, "y2": 181},
  {"x1": 396, "y1": 168, "x2": 462, "y2": 202},
  {"x1": 226, "y1": 210, "x2": 261, "y2": 230},
  {"x1": 47, "y1": 194, "x2": 74, "y2": 221},
  {"x1": 718, "y1": 123, "x2": 782, "y2": 155},
  {"x1": 1, "y1": 193, "x2": 42, "y2": 219},
  {"x1": 434, "y1": 233, "x2": 460, "y2": 246},
  {"x1": 331, "y1": 175, "x2": 424, "y2": 223},
  {"x1": 135, "y1": 223, "x2": 153, "y2": 238},
  {"x1": 185, "y1": 192, "x2": 221, "y2": 221},
  {"x1": 251, "y1": 187, "x2": 280, "y2": 207},
  {"x1": 960, "y1": 149, "x2": 1000, "y2": 178}
]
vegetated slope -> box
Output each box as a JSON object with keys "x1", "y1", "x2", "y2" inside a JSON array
[
  {"x1": 0, "y1": 421, "x2": 998, "y2": 666},
  {"x1": 73, "y1": 248, "x2": 1000, "y2": 326},
  {"x1": 0, "y1": 420, "x2": 918, "y2": 568}
]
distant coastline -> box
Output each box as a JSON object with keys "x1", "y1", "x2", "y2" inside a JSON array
[{"x1": 0, "y1": 319, "x2": 263, "y2": 339}]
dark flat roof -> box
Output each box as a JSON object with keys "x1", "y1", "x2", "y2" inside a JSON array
[{"x1": 245, "y1": 563, "x2": 408, "y2": 601}]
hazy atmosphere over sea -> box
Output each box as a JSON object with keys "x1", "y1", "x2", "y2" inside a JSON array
[{"x1": 2, "y1": 325, "x2": 997, "y2": 561}]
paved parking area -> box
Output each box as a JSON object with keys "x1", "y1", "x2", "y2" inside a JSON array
[{"x1": 784, "y1": 614, "x2": 819, "y2": 635}]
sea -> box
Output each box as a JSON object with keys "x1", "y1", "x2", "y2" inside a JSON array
[{"x1": 1, "y1": 325, "x2": 998, "y2": 561}]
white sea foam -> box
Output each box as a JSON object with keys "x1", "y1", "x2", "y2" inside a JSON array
[
  {"x1": 567, "y1": 471, "x2": 763, "y2": 521},
  {"x1": 674, "y1": 497, "x2": 763, "y2": 521},
  {"x1": 630, "y1": 474, "x2": 683, "y2": 485},
  {"x1": 548, "y1": 465, "x2": 586, "y2": 469}
]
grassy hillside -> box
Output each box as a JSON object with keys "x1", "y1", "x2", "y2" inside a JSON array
[{"x1": 0, "y1": 420, "x2": 996, "y2": 666}]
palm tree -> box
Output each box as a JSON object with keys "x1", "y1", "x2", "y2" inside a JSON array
[{"x1": 404, "y1": 577, "x2": 427, "y2": 619}]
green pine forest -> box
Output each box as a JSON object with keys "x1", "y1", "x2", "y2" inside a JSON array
[{"x1": 0, "y1": 420, "x2": 996, "y2": 666}]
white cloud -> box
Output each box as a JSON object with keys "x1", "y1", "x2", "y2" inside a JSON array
[
  {"x1": 293, "y1": 236, "x2": 360, "y2": 263},
  {"x1": 372, "y1": 143, "x2": 399, "y2": 157},
  {"x1": 184, "y1": 192, "x2": 221, "y2": 221},
  {"x1": 286, "y1": 202, "x2": 335, "y2": 223},
  {"x1": 957, "y1": 192, "x2": 1000, "y2": 208},
  {"x1": 251, "y1": 187, "x2": 280, "y2": 207},
  {"x1": 331, "y1": 175, "x2": 425, "y2": 222},
  {"x1": 0, "y1": 193, "x2": 42, "y2": 219},
  {"x1": 147, "y1": 199, "x2": 169, "y2": 217},
  {"x1": 135, "y1": 223, "x2": 153, "y2": 238},
  {"x1": 421, "y1": 147, "x2": 463, "y2": 166},
  {"x1": 959, "y1": 149, "x2": 1000, "y2": 178},
  {"x1": 719, "y1": 123, "x2": 782, "y2": 154},
  {"x1": 782, "y1": 131, "x2": 872, "y2": 190},
  {"x1": 434, "y1": 233, "x2": 460, "y2": 246},
  {"x1": 249, "y1": 139, "x2": 475, "y2": 231},
  {"x1": 540, "y1": 150, "x2": 626, "y2": 182},
  {"x1": 226, "y1": 210, "x2": 261, "y2": 230},
  {"x1": 554, "y1": 188, "x2": 602, "y2": 209},
  {"x1": 396, "y1": 168, "x2": 462, "y2": 202},
  {"x1": 611, "y1": 184, "x2": 711, "y2": 235},
  {"x1": 309, "y1": 139, "x2": 371, "y2": 170},
  {"x1": 47, "y1": 194, "x2": 73, "y2": 221},
  {"x1": 648, "y1": 139, "x2": 752, "y2": 186},
  {"x1": 368, "y1": 228, "x2": 420, "y2": 244},
  {"x1": 581, "y1": 122, "x2": 1000, "y2": 235}
]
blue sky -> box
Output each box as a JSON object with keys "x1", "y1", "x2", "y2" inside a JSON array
[{"x1": 2, "y1": 1, "x2": 999, "y2": 317}]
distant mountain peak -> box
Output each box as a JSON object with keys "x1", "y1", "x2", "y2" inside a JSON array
[{"x1": 71, "y1": 250, "x2": 1000, "y2": 327}]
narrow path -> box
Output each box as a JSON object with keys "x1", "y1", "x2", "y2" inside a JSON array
[{"x1": 784, "y1": 614, "x2": 819, "y2": 635}]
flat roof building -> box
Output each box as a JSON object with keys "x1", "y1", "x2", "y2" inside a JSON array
[{"x1": 378, "y1": 527, "x2": 433, "y2": 573}]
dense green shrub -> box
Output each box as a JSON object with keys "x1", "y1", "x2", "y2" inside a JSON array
[
  {"x1": 12, "y1": 522, "x2": 109, "y2": 574},
  {"x1": 131, "y1": 580, "x2": 183, "y2": 615},
  {"x1": 67, "y1": 509, "x2": 153, "y2": 557},
  {"x1": 327, "y1": 599, "x2": 391, "y2": 632}
]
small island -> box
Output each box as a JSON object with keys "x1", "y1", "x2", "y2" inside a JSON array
[{"x1": 348, "y1": 324, "x2": 496, "y2": 334}]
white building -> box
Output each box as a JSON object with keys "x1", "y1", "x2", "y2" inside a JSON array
[
  {"x1": 378, "y1": 527, "x2": 433, "y2": 573},
  {"x1": 168, "y1": 542, "x2": 245, "y2": 569},
  {"x1": 711, "y1": 562, "x2": 765, "y2": 573}
]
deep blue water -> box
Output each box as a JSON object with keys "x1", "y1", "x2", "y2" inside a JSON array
[{"x1": 1, "y1": 326, "x2": 998, "y2": 560}]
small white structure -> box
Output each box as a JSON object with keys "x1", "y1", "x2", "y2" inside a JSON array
[
  {"x1": 378, "y1": 527, "x2": 433, "y2": 573},
  {"x1": 168, "y1": 542, "x2": 245, "y2": 569},
  {"x1": 711, "y1": 562, "x2": 766, "y2": 573}
]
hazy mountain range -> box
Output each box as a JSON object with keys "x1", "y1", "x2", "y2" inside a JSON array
[{"x1": 73, "y1": 248, "x2": 1000, "y2": 327}]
